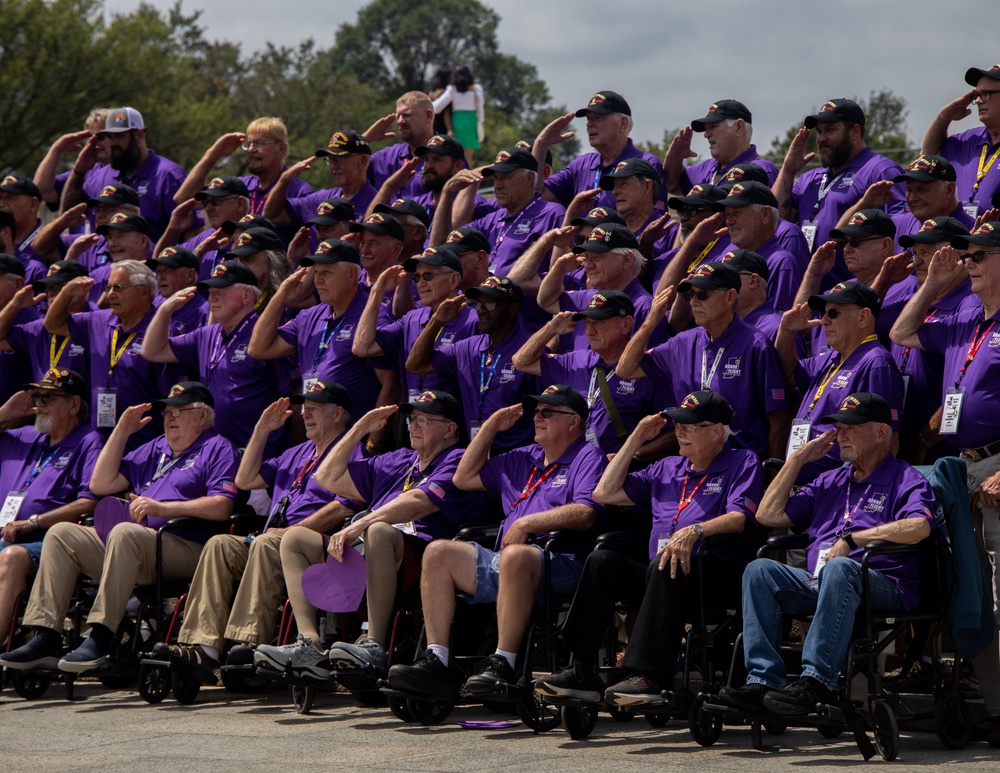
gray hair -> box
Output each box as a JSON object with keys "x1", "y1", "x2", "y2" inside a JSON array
[
  {"x1": 724, "y1": 117, "x2": 753, "y2": 140},
  {"x1": 113, "y1": 260, "x2": 157, "y2": 294},
  {"x1": 191, "y1": 402, "x2": 215, "y2": 427},
  {"x1": 264, "y1": 249, "x2": 292, "y2": 294},
  {"x1": 615, "y1": 113, "x2": 634, "y2": 134},
  {"x1": 610, "y1": 246, "x2": 647, "y2": 277},
  {"x1": 749, "y1": 203, "x2": 779, "y2": 225}
]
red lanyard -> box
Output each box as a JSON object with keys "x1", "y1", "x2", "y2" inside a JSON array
[
  {"x1": 509, "y1": 463, "x2": 559, "y2": 511},
  {"x1": 669, "y1": 472, "x2": 710, "y2": 536},
  {"x1": 956, "y1": 319, "x2": 997, "y2": 387},
  {"x1": 290, "y1": 453, "x2": 321, "y2": 493},
  {"x1": 899, "y1": 309, "x2": 938, "y2": 373}
]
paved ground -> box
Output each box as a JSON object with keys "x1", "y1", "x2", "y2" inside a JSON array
[{"x1": 1, "y1": 679, "x2": 998, "y2": 773}]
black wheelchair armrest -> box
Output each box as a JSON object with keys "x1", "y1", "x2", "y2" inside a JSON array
[
  {"x1": 704, "y1": 530, "x2": 768, "y2": 549},
  {"x1": 457, "y1": 523, "x2": 501, "y2": 547},
  {"x1": 860, "y1": 539, "x2": 925, "y2": 573},
  {"x1": 230, "y1": 510, "x2": 267, "y2": 536},
  {"x1": 595, "y1": 529, "x2": 648, "y2": 551},
  {"x1": 757, "y1": 532, "x2": 809, "y2": 558},
  {"x1": 762, "y1": 457, "x2": 785, "y2": 473},
  {"x1": 155, "y1": 516, "x2": 199, "y2": 535}
]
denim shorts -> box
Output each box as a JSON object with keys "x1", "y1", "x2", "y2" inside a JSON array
[
  {"x1": 463, "y1": 542, "x2": 584, "y2": 606},
  {"x1": 0, "y1": 537, "x2": 44, "y2": 566}
]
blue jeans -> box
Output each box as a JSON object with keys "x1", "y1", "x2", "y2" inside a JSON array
[{"x1": 742, "y1": 557, "x2": 902, "y2": 691}]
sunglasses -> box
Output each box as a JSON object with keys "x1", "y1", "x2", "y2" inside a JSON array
[
  {"x1": 682, "y1": 289, "x2": 723, "y2": 302},
  {"x1": 822, "y1": 306, "x2": 857, "y2": 319},
  {"x1": 960, "y1": 250, "x2": 1000, "y2": 264},
  {"x1": 469, "y1": 299, "x2": 505, "y2": 311},
  {"x1": 33, "y1": 393, "x2": 72, "y2": 405},
  {"x1": 534, "y1": 408, "x2": 576, "y2": 419},
  {"x1": 411, "y1": 270, "x2": 451, "y2": 282},
  {"x1": 836, "y1": 236, "x2": 881, "y2": 249}
]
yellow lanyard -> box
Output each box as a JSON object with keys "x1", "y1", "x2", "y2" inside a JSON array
[
  {"x1": 49, "y1": 335, "x2": 69, "y2": 369},
  {"x1": 108, "y1": 328, "x2": 137, "y2": 378},
  {"x1": 808, "y1": 334, "x2": 878, "y2": 411},
  {"x1": 687, "y1": 239, "x2": 719, "y2": 273},
  {"x1": 973, "y1": 143, "x2": 1000, "y2": 200},
  {"x1": 254, "y1": 291, "x2": 268, "y2": 313}
]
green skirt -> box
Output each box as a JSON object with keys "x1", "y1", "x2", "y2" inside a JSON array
[{"x1": 451, "y1": 109, "x2": 480, "y2": 150}]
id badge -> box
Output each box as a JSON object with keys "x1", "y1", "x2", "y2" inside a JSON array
[
  {"x1": 469, "y1": 420, "x2": 481, "y2": 441},
  {"x1": 408, "y1": 388, "x2": 422, "y2": 404},
  {"x1": 963, "y1": 203, "x2": 980, "y2": 220},
  {"x1": 941, "y1": 387, "x2": 964, "y2": 435},
  {"x1": 656, "y1": 534, "x2": 669, "y2": 554},
  {"x1": 801, "y1": 221, "x2": 818, "y2": 252},
  {"x1": 814, "y1": 541, "x2": 834, "y2": 578},
  {"x1": 787, "y1": 419, "x2": 812, "y2": 457},
  {"x1": 393, "y1": 521, "x2": 417, "y2": 535},
  {"x1": 0, "y1": 494, "x2": 25, "y2": 527},
  {"x1": 97, "y1": 388, "x2": 117, "y2": 428},
  {"x1": 585, "y1": 424, "x2": 599, "y2": 447},
  {"x1": 302, "y1": 377, "x2": 318, "y2": 395}
]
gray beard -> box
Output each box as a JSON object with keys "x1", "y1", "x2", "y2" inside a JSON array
[{"x1": 34, "y1": 414, "x2": 52, "y2": 435}]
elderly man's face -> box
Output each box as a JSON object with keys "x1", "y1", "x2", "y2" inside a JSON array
[
  {"x1": 703, "y1": 120, "x2": 744, "y2": 162},
  {"x1": 725, "y1": 205, "x2": 769, "y2": 248},
  {"x1": 905, "y1": 180, "x2": 955, "y2": 222},
  {"x1": 585, "y1": 111, "x2": 627, "y2": 150},
  {"x1": 835, "y1": 421, "x2": 883, "y2": 462},
  {"x1": 612, "y1": 175, "x2": 650, "y2": 215}
]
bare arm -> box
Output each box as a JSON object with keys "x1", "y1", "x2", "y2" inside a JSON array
[
  {"x1": 247, "y1": 270, "x2": 301, "y2": 360},
  {"x1": 140, "y1": 289, "x2": 192, "y2": 363},
  {"x1": 353, "y1": 266, "x2": 406, "y2": 358},
  {"x1": 890, "y1": 247, "x2": 964, "y2": 349},
  {"x1": 774, "y1": 303, "x2": 819, "y2": 385},
  {"x1": 314, "y1": 406, "x2": 398, "y2": 498},
  {"x1": 662, "y1": 127, "x2": 697, "y2": 198},
  {"x1": 405, "y1": 295, "x2": 467, "y2": 375},
  {"x1": 772, "y1": 127, "x2": 814, "y2": 222},
  {"x1": 262, "y1": 157, "x2": 316, "y2": 226},
  {"x1": 235, "y1": 398, "x2": 293, "y2": 490},
  {"x1": 593, "y1": 413, "x2": 666, "y2": 505},
  {"x1": 654, "y1": 212, "x2": 728, "y2": 295},
  {"x1": 58, "y1": 135, "x2": 103, "y2": 214},
  {"x1": 616, "y1": 284, "x2": 675, "y2": 379},
  {"x1": 365, "y1": 158, "x2": 420, "y2": 220},
  {"x1": 832, "y1": 180, "x2": 896, "y2": 231},
  {"x1": 328, "y1": 488, "x2": 437, "y2": 561},
  {"x1": 512, "y1": 312, "x2": 576, "y2": 375},
  {"x1": 34, "y1": 131, "x2": 92, "y2": 206},
  {"x1": 173, "y1": 133, "x2": 245, "y2": 204},
  {"x1": 0, "y1": 285, "x2": 42, "y2": 343},
  {"x1": 453, "y1": 404, "x2": 523, "y2": 491},
  {"x1": 43, "y1": 276, "x2": 93, "y2": 336},
  {"x1": 535, "y1": 247, "x2": 581, "y2": 313},
  {"x1": 922, "y1": 91, "x2": 975, "y2": 156},
  {"x1": 292, "y1": 499, "x2": 355, "y2": 533},
  {"x1": 90, "y1": 403, "x2": 152, "y2": 495},
  {"x1": 531, "y1": 114, "x2": 575, "y2": 193},
  {"x1": 33, "y1": 204, "x2": 89, "y2": 263},
  {"x1": 756, "y1": 429, "x2": 837, "y2": 528},
  {"x1": 153, "y1": 198, "x2": 199, "y2": 257},
  {"x1": 508, "y1": 226, "x2": 575, "y2": 298}
]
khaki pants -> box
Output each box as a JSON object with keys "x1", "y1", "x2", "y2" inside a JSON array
[
  {"x1": 24, "y1": 521, "x2": 203, "y2": 633},
  {"x1": 177, "y1": 531, "x2": 286, "y2": 650},
  {"x1": 278, "y1": 527, "x2": 328, "y2": 641},
  {"x1": 966, "y1": 454, "x2": 1000, "y2": 715}
]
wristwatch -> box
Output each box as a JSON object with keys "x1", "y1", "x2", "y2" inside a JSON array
[
  {"x1": 28, "y1": 514, "x2": 41, "y2": 530},
  {"x1": 692, "y1": 524, "x2": 705, "y2": 539}
]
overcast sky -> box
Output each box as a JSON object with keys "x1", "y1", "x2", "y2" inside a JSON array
[{"x1": 105, "y1": 0, "x2": 995, "y2": 161}]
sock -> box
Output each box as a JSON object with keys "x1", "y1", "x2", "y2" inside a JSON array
[
  {"x1": 426, "y1": 644, "x2": 449, "y2": 667},
  {"x1": 495, "y1": 649, "x2": 516, "y2": 669},
  {"x1": 199, "y1": 645, "x2": 220, "y2": 662}
]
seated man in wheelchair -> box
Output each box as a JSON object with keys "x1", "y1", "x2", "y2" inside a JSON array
[
  {"x1": 0, "y1": 370, "x2": 103, "y2": 646},
  {"x1": 151, "y1": 381, "x2": 352, "y2": 675},
  {"x1": 254, "y1": 390, "x2": 483, "y2": 681},
  {"x1": 534, "y1": 390, "x2": 763, "y2": 706},
  {"x1": 387, "y1": 384, "x2": 608, "y2": 699},
  {"x1": 0, "y1": 381, "x2": 239, "y2": 673},
  {"x1": 719, "y1": 392, "x2": 935, "y2": 716}
]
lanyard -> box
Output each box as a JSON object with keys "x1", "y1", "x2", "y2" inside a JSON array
[
  {"x1": 805, "y1": 335, "x2": 878, "y2": 416},
  {"x1": 108, "y1": 328, "x2": 137, "y2": 379},
  {"x1": 145, "y1": 451, "x2": 189, "y2": 489},
  {"x1": 700, "y1": 346, "x2": 726, "y2": 390},
  {"x1": 478, "y1": 348, "x2": 502, "y2": 414},
  {"x1": 14, "y1": 222, "x2": 42, "y2": 259},
  {"x1": 208, "y1": 314, "x2": 253, "y2": 373},
  {"x1": 254, "y1": 291, "x2": 268, "y2": 313},
  {"x1": 899, "y1": 309, "x2": 939, "y2": 374},
  {"x1": 19, "y1": 445, "x2": 61, "y2": 492},
  {"x1": 290, "y1": 451, "x2": 321, "y2": 494},
  {"x1": 49, "y1": 334, "x2": 70, "y2": 369},
  {"x1": 669, "y1": 472, "x2": 710, "y2": 537},
  {"x1": 687, "y1": 239, "x2": 719, "y2": 273},
  {"x1": 811, "y1": 169, "x2": 849, "y2": 218},
  {"x1": 509, "y1": 463, "x2": 560, "y2": 511},
  {"x1": 587, "y1": 367, "x2": 601, "y2": 407},
  {"x1": 842, "y1": 481, "x2": 873, "y2": 531},
  {"x1": 956, "y1": 319, "x2": 997, "y2": 388},
  {"x1": 491, "y1": 197, "x2": 540, "y2": 258},
  {"x1": 311, "y1": 315, "x2": 345, "y2": 375},
  {"x1": 972, "y1": 143, "x2": 1000, "y2": 202}
]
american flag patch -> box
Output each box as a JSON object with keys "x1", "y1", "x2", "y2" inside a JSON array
[
  {"x1": 427, "y1": 482, "x2": 445, "y2": 499},
  {"x1": 222, "y1": 480, "x2": 238, "y2": 494},
  {"x1": 745, "y1": 497, "x2": 758, "y2": 513},
  {"x1": 771, "y1": 388, "x2": 785, "y2": 401}
]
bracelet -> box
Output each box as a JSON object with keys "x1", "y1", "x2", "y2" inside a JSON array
[{"x1": 842, "y1": 532, "x2": 858, "y2": 550}]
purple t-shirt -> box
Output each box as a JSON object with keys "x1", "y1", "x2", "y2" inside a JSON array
[
  {"x1": 170, "y1": 312, "x2": 293, "y2": 450},
  {"x1": 681, "y1": 145, "x2": 778, "y2": 191},
  {"x1": 891, "y1": 204, "x2": 975, "y2": 253},
  {"x1": 741, "y1": 301, "x2": 782, "y2": 343},
  {"x1": 642, "y1": 315, "x2": 788, "y2": 457},
  {"x1": 84, "y1": 151, "x2": 187, "y2": 240},
  {"x1": 938, "y1": 126, "x2": 1000, "y2": 214},
  {"x1": 286, "y1": 183, "x2": 378, "y2": 230},
  {"x1": 6, "y1": 316, "x2": 89, "y2": 384},
  {"x1": 545, "y1": 140, "x2": 663, "y2": 211},
  {"x1": 374, "y1": 302, "x2": 478, "y2": 398},
  {"x1": 785, "y1": 453, "x2": 935, "y2": 610},
  {"x1": 0, "y1": 307, "x2": 40, "y2": 404},
  {"x1": 540, "y1": 349, "x2": 656, "y2": 454},
  {"x1": 347, "y1": 446, "x2": 482, "y2": 541},
  {"x1": 557, "y1": 278, "x2": 668, "y2": 350},
  {"x1": 158, "y1": 293, "x2": 209, "y2": 338},
  {"x1": 753, "y1": 234, "x2": 810, "y2": 312},
  {"x1": 0, "y1": 423, "x2": 102, "y2": 521},
  {"x1": 412, "y1": 191, "x2": 492, "y2": 241},
  {"x1": 467, "y1": 193, "x2": 566, "y2": 278},
  {"x1": 119, "y1": 430, "x2": 239, "y2": 543},
  {"x1": 480, "y1": 436, "x2": 608, "y2": 559},
  {"x1": 258, "y1": 437, "x2": 344, "y2": 527},
  {"x1": 429, "y1": 322, "x2": 538, "y2": 451},
  {"x1": 59, "y1": 233, "x2": 111, "y2": 272},
  {"x1": 622, "y1": 442, "x2": 762, "y2": 561},
  {"x1": 369, "y1": 143, "x2": 429, "y2": 200},
  {"x1": 66, "y1": 307, "x2": 165, "y2": 448}
]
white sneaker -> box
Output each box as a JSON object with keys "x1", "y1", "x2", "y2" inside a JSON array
[
  {"x1": 328, "y1": 635, "x2": 387, "y2": 674},
  {"x1": 254, "y1": 635, "x2": 330, "y2": 680}
]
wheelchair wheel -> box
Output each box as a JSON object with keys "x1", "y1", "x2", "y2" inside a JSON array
[
  {"x1": 171, "y1": 672, "x2": 201, "y2": 705},
  {"x1": 406, "y1": 697, "x2": 453, "y2": 725},
  {"x1": 562, "y1": 704, "x2": 599, "y2": 740},
  {"x1": 645, "y1": 711, "x2": 670, "y2": 728},
  {"x1": 934, "y1": 693, "x2": 972, "y2": 750},
  {"x1": 607, "y1": 704, "x2": 635, "y2": 722},
  {"x1": 817, "y1": 722, "x2": 845, "y2": 739},
  {"x1": 138, "y1": 663, "x2": 171, "y2": 704},
  {"x1": 763, "y1": 720, "x2": 787, "y2": 735},
  {"x1": 872, "y1": 701, "x2": 899, "y2": 762},
  {"x1": 688, "y1": 692, "x2": 722, "y2": 747},
  {"x1": 388, "y1": 694, "x2": 413, "y2": 722},
  {"x1": 518, "y1": 691, "x2": 561, "y2": 733},
  {"x1": 12, "y1": 670, "x2": 51, "y2": 700},
  {"x1": 350, "y1": 688, "x2": 385, "y2": 707},
  {"x1": 220, "y1": 668, "x2": 267, "y2": 694},
  {"x1": 291, "y1": 683, "x2": 316, "y2": 714}
]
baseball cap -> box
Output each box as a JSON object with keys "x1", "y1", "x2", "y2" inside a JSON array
[
  {"x1": 951, "y1": 221, "x2": 1000, "y2": 249},
  {"x1": 572, "y1": 223, "x2": 639, "y2": 254},
  {"x1": 415, "y1": 134, "x2": 465, "y2": 161},
  {"x1": 349, "y1": 212, "x2": 405, "y2": 241},
  {"x1": 677, "y1": 261, "x2": 742, "y2": 293},
  {"x1": 898, "y1": 216, "x2": 970, "y2": 248},
  {"x1": 196, "y1": 260, "x2": 258, "y2": 289},
  {"x1": 87, "y1": 183, "x2": 139, "y2": 208},
  {"x1": 403, "y1": 246, "x2": 463, "y2": 275},
  {"x1": 965, "y1": 64, "x2": 1000, "y2": 87},
  {"x1": 0, "y1": 173, "x2": 41, "y2": 200},
  {"x1": 893, "y1": 155, "x2": 956, "y2": 183},
  {"x1": 691, "y1": 100, "x2": 752, "y2": 132},
  {"x1": 720, "y1": 249, "x2": 770, "y2": 281},
  {"x1": 146, "y1": 246, "x2": 199, "y2": 271},
  {"x1": 33, "y1": 260, "x2": 89, "y2": 290},
  {"x1": 571, "y1": 289, "x2": 635, "y2": 321},
  {"x1": 96, "y1": 212, "x2": 151, "y2": 236},
  {"x1": 445, "y1": 226, "x2": 491, "y2": 254},
  {"x1": 0, "y1": 254, "x2": 25, "y2": 277},
  {"x1": 399, "y1": 389, "x2": 464, "y2": 425},
  {"x1": 300, "y1": 239, "x2": 361, "y2": 267},
  {"x1": 315, "y1": 130, "x2": 371, "y2": 157},
  {"x1": 599, "y1": 158, "x2": 660, "y2": 190},
  {"x1": 804, "y1": 99, "x2": 865, "y2": 129},
  {"x1": 221, "y1": 213, "x2": 276, "y2": 236},
  {"x1": 570, "y1": 206, "x2": 627, "y2": 228},
  {"x1": 375, "y1": 198, "x2": 430, "y2": 228},
  {"x1": 820, "y1": 392, "x2": 893, "y2": 425},
  {"x1": 23, "y1": 368, "x2": 88, "y2": 400},
  {"x1": 195, "y1": 176, "x2": 250, "y2": 201},
  {"x1": 306, "y1": 198, "x2": 355, "y2": 227},
  {"x1": 229, "y1": 227, "x2": 283, "y2": 257},
  {"x1": 663, "y1": 390, "x2": 733, "y2": 426},
  {"x1": 721, "y1": 163, "x2": 770, "y2": 187},
  {"x1": 515, "y1": 139, "x2": 553, "y2": 166},
  {"x1": 667, "y1": 184, "x2": 728, "y2": 210},
  {"x1": 102, "y1": 108, "x2": 144, "y2": 134},
  {"x1": 465, "y1": 275, "x2": 523, "y2": 304},
  {"x1": 289, "y1": 379, "x2": 352, "y2": 410},
  {"x1": 712, "y1": 181, "x2": 779, "y2": 210},
  {"x1": 153, "y1": 381, "x2": 214, "y2": 410},
  {"x1": 523, "y1": 384, "x2": 589, "y2": 421},
  {"x1": 808, "y1": 280, "x2": 881, "y2": 314},
  {"x1": 481, "y1": 147, "x2": 538, "y2": 176},
  {"x1": 575, "y1": 91, "x2": 631, "y2": 117},
  {"x1": 829, "y1": 209, "x2": 896, "y2": 241}
]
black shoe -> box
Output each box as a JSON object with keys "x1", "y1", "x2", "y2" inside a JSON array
[
  {"x1": 534, "y1": 664, "x2": 603, "y2": 703},
  {"x1": 718, "y1": 683, "x2": 771, "y2": 714},
  {"x1": 763, "y1": 676, "x2": 837, "y2": 716},
  {"x1": 58, "y1": 632, "x2": 114, "y2": 673},
  {"x1": 465, "y1": 654, "x2": 517, "y2": 696},
  {"x1": 604, "y1": 673, "x2": 665, "y2": 707},
  {"x1": 225, "y1": 645, "x2": 255, "y2": 667},
  {"x1": 0, "y1": 631, "x2": 62, "y2": 671},
  {"x1": 388, "y1": 650, "x2": 460, "y2": 700}
]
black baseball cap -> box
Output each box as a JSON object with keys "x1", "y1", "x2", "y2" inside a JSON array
[
  {"x1": 481, "y1": 147, "x2": 538, "y2": 176},
  {"x1": 97, "y1": 212, "x2": 150, "y2": 236},
  {"x1": 0, "y1": 254, "x2": 25, "y2": 277},
  {"x1": 677, "y1": 261, "x2": 742, "y2": 293},
  {"x1": 229, "y1": 227, "x2": 283, "y2": 256},
  {"x1": 349, "y1": 212, "x2": 405, "y2": 241},
  {"x1": 195, "y1": 176, "x2": 249, "y2": 201},
  {"x1": 221, "y1": 213, "x2": 276, "y2": 236},
  {"x1": 808, "y1": 280, "x2": 881, "y2": 314},
  {"x1": 445, "y1": 226, "x2": 491, "y2": 254},
  {"x1": 415, "y1": 134, "x2": 465, "y2": 161},
  {"x1": 691, "y1": 100, "x2": 752, "y2": 132},
  {"x1": 570, "y1": 206, "x2": 627, "y2": 228},
  {"x1": 197, "y1": 260, "x2": 258, "y2": 289},
  {"x1": 515, "y1": 139, "x2": 553, "y2": 166},
  {"x1": 572, "y1": 222, "x2": 639, "y2": 254},
  {"x1": 571, "y1": 289, "x2": 635, "y2": 321},
  {"x1": 300, "y1": 239, "x2": 361, "y2": 266},
  {"x1": 306, "y1": 198, "x2": 355, "y2": 227},
  {"x1": 87, "y1": 183, "x2": 139, "y2": 208},
  {"x1": 465, "y1": 275, "x2": 523, "y2": 304},
  {"x1": 712, "y1": 181, "x2": 779, "y2": 210},
  {"x1": 290, "y1": 379, "x2": 352, "y2": 410},
  {"x1": 721, "y1": 163, "x2": 770, "y2": 187},
  {"x1": 720, "y1": 249, "x2": 770, "y2": 281},
  {"x1": 399, "y1": 389, "x2": 464, "y2": 425},
  {"x1": 375, "y1": 198, "x2": 430, "y2": 228},
  {"x1": 599, "y1": 158, "x2": 660, "y2": 190},
  {"x1": 146, "y1": 246, "x2": 198, "y2": 271},
  {"x1": 0, "y1": 173, "x2": 41, "y2": 199},
  {"x1": 668, "y1": 184, "x2": 728, "y2": 210},
  {"x1": 899, "y1": 216, "x2": 970, "y2": 248},
  {"x1": 575, "y1": 91, "x2": 631, "y2": 117},
  {"x1": 952, "y1": 221, "x2": 1000, "y2": 249},
  {"x1": 154, "y1": 382, "x2": 215, "y2": 410},
  {"x1": 315, "y1": 130, "x2": 371, "y2": 157},
  {"x1": 893, "y1": 155, "x2": 956, "y2": 183},
  {"x1": 829, "y1": 209, "x2": 896, "y2": 240},
  {"x1": 664, "y1": 390, "x2": 733, "y2": 426},
  {"x1": 33, "y1": 260, "x2": 89, "y2": 290},
  {"x1": 523, "y1": 384, "x2": 589, "y2": 421},
  {"x1": 966, "y1": 64, "x2": 1000, "y2": 87},
  {"x1": 805, "y1": 99, "x2": 865, "y2": 129},
  {"x1": 24, "y1": 368, "x2": 88, "y2": 400},
  {"x1": 403, "y1": 246, "x2": 463, "y2": 275},
  {"x1": 821, "y1": 392, "x2": 893, "y2": 426}
]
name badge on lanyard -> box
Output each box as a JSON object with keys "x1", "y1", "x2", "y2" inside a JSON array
[
  {"x1": 787, "y1": 419, "x2": 812, "y2": 456},
  {"x1": 0, "y1": 495, "x2": 25, "y2": 527},
  {"x1": 801, "y1": 221, "x2": 818, "y2": 252},
  {"x1": 97, "y1": 388, "x2": 118, "y2": 428},
  {"x1": 941, "y1": 387, "x2": 964, "y2": 435}
]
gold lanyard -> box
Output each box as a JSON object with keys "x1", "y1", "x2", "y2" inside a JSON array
[
  {"x1": 808, "y1": 334, "x2": 878, "y2": 411},
  {"x1": 687, "y1": 239, "x2": 719, "y2": 273},
  {"x1": 49, "y1": 335, "x2": 69, "y2": 369},
  {"x1": 973, "y1": 143, "x2": 1000, "y2": 200},
  {"x1": 108, "y1": 328, "x2": 137, "y2": 378}
]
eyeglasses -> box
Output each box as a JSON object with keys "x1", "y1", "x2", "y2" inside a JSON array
[
  {"x1": 162, "y1": 406, "x2": 202, "y2": 418},
  {"x1": 241, "y1": 139, "x2": 280, "y2": 151},
  {"x1": 682, "y1": 289, "x2": 723, "y2": 302},
  {"x1": 822, "y1": 306, "x2": 858, "y2": 319},
  {"x1": 675, "y1": 205, "x2": 710, "y2": 215},
  {"x1": 203, "y1": 195, "x2": 238, "y2": 207},
  {"x1": 411, "y1": 271, "x2": 451, "y2": 282},
  {"x1": 836, "y1": 236, "x2": 881, "y2": 249},
  {"x1": 677, "y1": 421, "x2": 716, "y2": 430},
  {"x1": 960, "y1": 249, "x2": 1000, "y2": 264},
  {"x1": 974, "y1": 90, "x2": 1000, "y2": 103},
  {"x1": 534, "y1": 408, "x2": 577, "y2": 419},
  {"x1": 406, "y1": 415, "x2": 453, "y2": 428},
  {"x1": 32, "y1": 393, "x2": 71, "y2": 405},
  {"x1": 469, "y1": 299, "x2": 502, "y2": 311},
  {"x1": 103, "y1": 283, "x2": 136, "y2": 293}
]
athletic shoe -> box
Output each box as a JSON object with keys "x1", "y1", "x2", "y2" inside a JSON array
[
  {"x1": 328, "y1": 635, "x2": 388, "y2": 676},
  {"x1": 254, "y1": 635, "x2": 330, "y2": 680},
  {"x1": 388, "y1": 649, "x2": 460, "y2": 700},
  {"x1": 604, "y1": 673, "x2": 664, "y2": 706},
  {"x1": 58, "y1": 635, "x2": 112, "y2": 673},
  {"x1": 533, "y1": 664, "x2": 603, "y2": 703},
  {"x1": 718, "y1": 682, "x2": 771, "y2": 714},
  {"x1": 464, "y1": 654, "x2": 517, "y2": 696},
  {"x1": 763, "y1": 676, "x2": 837, "y2": 716},
  {"x1": 0, "y1": 632, "x2": 62, "y2": 671}
]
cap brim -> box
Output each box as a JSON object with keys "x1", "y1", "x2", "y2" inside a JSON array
[
  {"x1": 953, "y1": 233, "x2": 1000, "y2": 248},
  {"x1": 966, "y1": 67, "x2": 1000, "y2": 87},
  {"x1": 572, "y1": 241, "x2": 613, "y2": 254},
  {"x1": 819, "y1": 410, "x2": 870, "y2": 425},
  {"x1": 828, "y1": 225, "x2": 874, "y2": 240},
  {"x1": 664, "y1": 406, "x2": 713, "y2": 424},
  {"x1": 690, "y1": 117, "x2": 722, "y2": 132}
]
